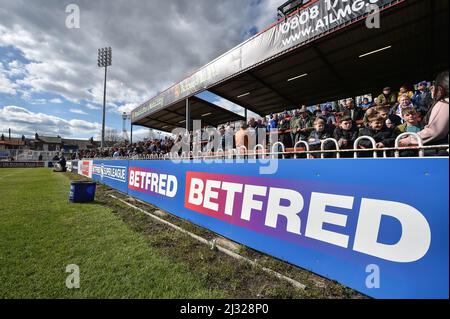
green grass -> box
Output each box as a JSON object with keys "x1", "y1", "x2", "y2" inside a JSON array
[{"x1": 0, "y1": 168, "x2": 225, "y2": 298}]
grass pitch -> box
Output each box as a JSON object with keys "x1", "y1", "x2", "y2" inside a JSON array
[
  {"x1": 0, "y1": 168, "x2": 225, "y2": 298},
  {"x1": 0, "y1": 168, "x2": 356, "y2": 299}
]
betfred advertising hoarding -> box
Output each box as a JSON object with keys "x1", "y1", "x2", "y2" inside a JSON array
[
  {"x1": 77, "y1": 160, "x2": 92, "y2": 178},
  {"x1": 89, "y1": 158, "x2": 449, "y2": 299}
]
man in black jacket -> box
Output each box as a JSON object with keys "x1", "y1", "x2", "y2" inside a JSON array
[
  {"x1": 343, "y1": 98, "x2": 364, "y2": 122},
  {"x1": 333, "y1": 116, "x2": 358, "y2": 157}
]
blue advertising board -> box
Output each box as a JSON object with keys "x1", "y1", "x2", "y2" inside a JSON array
[
  {"x1": 92, "y1": 160, "x2": 128, "y2": 194},
  {"x1": 92, "y1": 158, "x2": 449, "y2": 299}
]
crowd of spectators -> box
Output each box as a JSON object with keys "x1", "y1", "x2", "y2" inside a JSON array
[
  {"x1": 73, "y1": 72, "x2": 448, "y2": 159},
  {"x1": 71, "y1": 137, "x2": 175, "y2": 159},
  {"x1": 230, "y1": 75, "x2": 448, "y2": 157}
]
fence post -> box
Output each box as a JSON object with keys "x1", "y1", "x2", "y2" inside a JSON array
[
  {"x1": 271, "y1": 142, "x2": 285, "y2": 159},
  {"x1": 353, "y1": 136, "x2": 377, "y2": 158},
  {"x1": 395, "y1": 133, "x2": 424, "y2": 157},
  {"x1": 320, "y1": 138, "x2": 340, "y2": 159}
]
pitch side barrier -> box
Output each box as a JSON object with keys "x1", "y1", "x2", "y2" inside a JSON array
[
  {"x1": 72, "y1": 143, "x2": 449, "y2": 299},
  {"x1": 0, "y1": 161, "x2": 53, "y2": 168}
]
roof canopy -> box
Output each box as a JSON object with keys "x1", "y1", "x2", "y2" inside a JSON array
[{"x1": 132, "y1": 0, "x2": 449, "y2": 127}]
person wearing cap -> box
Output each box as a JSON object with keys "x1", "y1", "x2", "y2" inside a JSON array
[
  {"x1": 412, "y1": 81, "x2": 433, "y2": 115},
  {"x1": 291, "y1": 106, "x2": 314, "y2": 143},
  {"x1": 320, "y1": 105, "x2": 336, "y2": 126},
  {"x1": 375, "y1": 87, "x2": 397, "y2": 108}
]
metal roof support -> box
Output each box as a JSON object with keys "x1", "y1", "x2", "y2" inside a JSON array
[
  {"x1": 186, "y1": 98, "x2": 191, "y2": 132},
  {"x1": 130, "y1": 124, "x2": 133, "y2": 144}
]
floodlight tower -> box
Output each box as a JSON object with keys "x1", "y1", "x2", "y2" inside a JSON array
[
  {"x1": 122, "y1": 112, "x2": 131, "y2": 141},
  {"x1": 277, "y1": 0, "x2": 305, "y2": 20},
  {"x1": 97, "y1": 47, "x2": 112, "y2": 148}
]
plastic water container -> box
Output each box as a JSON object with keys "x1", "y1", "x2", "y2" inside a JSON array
[{"x1": 69, "y1": 181, "x2": 96, "y2": 203}]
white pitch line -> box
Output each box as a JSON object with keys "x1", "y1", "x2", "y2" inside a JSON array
[
  {"x1": 108, "y1": 194, "x2": 306, "y2": 290},
  {"x1": 0, "y1": 170, "x2": 26, "y2": 180}
]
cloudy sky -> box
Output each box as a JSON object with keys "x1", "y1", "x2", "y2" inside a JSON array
[{"x1": 0, "y1": 0, "x2": 281, "y2": 140}]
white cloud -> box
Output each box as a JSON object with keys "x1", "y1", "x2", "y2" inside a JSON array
[
  {"x1": 49, "y1": 98, "x2": 63, "y2": 104},
  {"x1": 6, "y1": 60, "x2": 27, "y2": 77},
  {"x1": 0, "y1": 105, "x2": 102, "y2": 138},
  {"x1": 85, "y1": 103, "x2": 101, "y2": 110},
  {"x1": 0, "y1": 1, "x2": 279, "y2": 113},
  {"x1": 0, "y1": 63, "x2": 17, "y2": 95},
  {"x1": 70, "y1": 108, "x2": 88, "y2": 115},
  {"x1": 117, "y1": 103, "x2": 137, "y2": 114}
]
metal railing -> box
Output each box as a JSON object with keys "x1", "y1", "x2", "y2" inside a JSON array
[{"x1": 78, "y1": 135, "x2": 449, "y2": 161}]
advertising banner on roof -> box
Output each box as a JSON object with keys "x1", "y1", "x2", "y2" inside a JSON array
[{"x1": 132, "y1": 0, "x2": 400, "y2": 122}]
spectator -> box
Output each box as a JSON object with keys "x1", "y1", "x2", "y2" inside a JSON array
[
  {"x1": 397, "y1": 85, "x2": 414, "y2": 102},
  {"x1": 358, "y1": 114, "x2": 396, "y2": 149},
  {"x1": 307, "y1": 117, "x2": 335, "y2": 158},
  {"x1": 248, "y1": 117, "x2": 256, "y2": 129},
  {"x1": 267, "y1": 114, "x2": 278, "y2": 132},
  {"x1": 375, "y1": 87, "x2": 397, "y2": 108},
  {"x1": 313, "y1": 105, "x2": 322, "y2": 117},
  {"x1": 363, "y1": 107, "x2": 378, "y2": 127},
  {"x1": 320, "y1": 106, "x2": 337, "y2": 127},
  {"x1": 358, "y1": 97, "x2": 373, "y2": 111},
  {"x1": 289, "y1": 109, "x2": 301, "y2": 145},
  {"x1": 412, "y1": 81, "x2": 433, "y2": 115},
  {"x1": 278, "y1": 117, "x2": 292, "y2": 148},
  {"x1": 333, "y1": 115, "x2": 358, "y2": 155},
  {"x1": 218, "y1": 126, "x2": 226, "y2": 151},
  {"x1": 291, "y1": 106, "x2": 314, "y2": 143},
  {"x1": 376, "y1": 105, "x2": 402, "y2": 127},
  {"x1": 235, "y1": 121, "x2": 249, "y2": 151},
  {"x1": 394, "y1": 107, "x2": 423, "y2": 135},
  {"x1": 343, "y1": 98, "x2": 364, "y2": 122},
  {"x1": 399, "y1": 71, "x2": 449, "y2": 155},
  {"x1": 391, "y1": 94, "x2": 415, "y2": 120}
]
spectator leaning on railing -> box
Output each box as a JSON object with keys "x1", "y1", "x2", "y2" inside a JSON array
[{"x1": 333, "y1": 115, "x2": 358, "y2": 156}]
